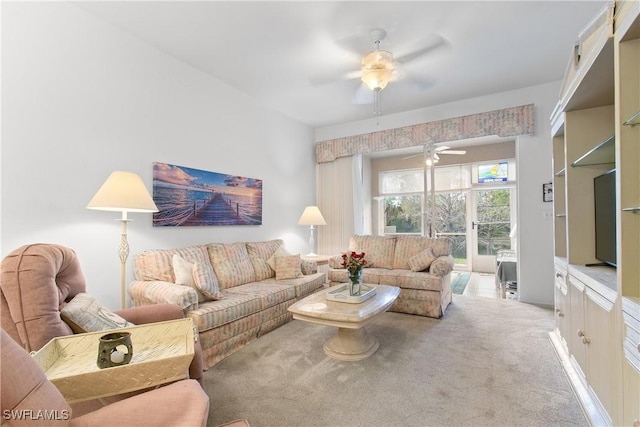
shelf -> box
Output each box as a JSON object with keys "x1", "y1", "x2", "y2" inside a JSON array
[
  {"x1": 623, "y1": 110, "x2": 640, "y2": 127},
  {"x1": 571, "y1": 134, "x2": 615, "y2": 167},
  {"x1": 558, "y1": 3, "x2": 615, "y2": 112},
  {"x1": 623, "y1": 206, "x2": 640, "y2": 213},
  {"x1": 555, "y1": 168, "x2": 566, "y2": 177}
]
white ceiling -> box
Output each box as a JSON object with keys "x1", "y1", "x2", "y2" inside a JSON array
[{"x1": 73, "y1": 1, "x2": 609, "y2": 129}]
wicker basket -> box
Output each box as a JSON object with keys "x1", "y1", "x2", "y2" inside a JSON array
[{"x1": 32, "y1": 318, "x2": 195, "y2": 403}]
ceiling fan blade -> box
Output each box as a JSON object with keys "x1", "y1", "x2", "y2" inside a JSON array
[
  {"x1": 335, "y1": 30, "x2": 372, "y2": 57},
  {"x1": 440, "y1": 150, "x2": 467, "y2": 155},
  {"x1": 309, "y1": 69, "x2": 361, "y2": 87},
  {"x1": 402, "y1": 152, "x2": 442, "y2": 161},
  {"x1": 352, "y1": 83, "x2": 374, "y2": 105},
  {"x1": 396, "y1": 34, "x2": 451, "y2": 64},
  {"x1": 401, "y1": 153, "x2": 423, "y2": 160},
  {"x1": 406, "y1": 76, "x2": 437, "y2": 91}
]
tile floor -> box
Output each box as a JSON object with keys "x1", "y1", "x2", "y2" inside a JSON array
[
  {"x1": 460, "y1": 271, "x2": 518, "y2": 300},
  {"x1": 462, "y1": 272, "x2": 501, "y2": 299}
]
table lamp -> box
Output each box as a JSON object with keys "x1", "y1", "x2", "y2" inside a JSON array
[
  {"x1": 297, "y1": 206, "x2": 326, "y2": 257},
  {"x1": 87, "y1": 171, "x2": 158, "y2": 309}
]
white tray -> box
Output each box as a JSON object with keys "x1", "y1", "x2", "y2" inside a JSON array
[
  {"x1": 32, "y1": 318, "x2": 195, "y2": 403},
  {"x1": 326, "y1": 284, "x2": 377, "y2": 304}
]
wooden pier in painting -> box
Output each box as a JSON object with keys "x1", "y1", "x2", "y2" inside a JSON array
[{"x1": 182, "y1": 192, "x2": 247, "y2": 226}]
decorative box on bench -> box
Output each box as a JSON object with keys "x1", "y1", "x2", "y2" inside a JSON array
[{"x1": 31, "y1": 318, "x2": 195, "y2": 403}]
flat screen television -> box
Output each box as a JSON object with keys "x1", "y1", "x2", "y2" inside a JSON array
[{"x1": 593, "y1": 169, "x2": 616, "y2": 267}]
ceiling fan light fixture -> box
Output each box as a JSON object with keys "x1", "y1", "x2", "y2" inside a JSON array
[
  {"x1": 361, "y1": 49, "x2": 395, "y2": 91},
  {"x1": 361, "y1": 68, "x2": 392, "y2": 91},
  {"x1": 426, "y1": 153, "x2": 440, "y2": 166}
]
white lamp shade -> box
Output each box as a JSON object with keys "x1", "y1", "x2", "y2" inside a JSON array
[
  {"x1": 87, "y1": 171, "x2": 158, "y2": 213},
  {"x1": 297, "y1": 206, "x2": 326, "y2": 226}
]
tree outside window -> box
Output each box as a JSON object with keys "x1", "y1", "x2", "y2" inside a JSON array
[
  {"x1": 476, "y1": 189, "x2": 511, "y2": 255},
  {"x1": 383, "y1": 195, "x2": 422, "y2": 234}
]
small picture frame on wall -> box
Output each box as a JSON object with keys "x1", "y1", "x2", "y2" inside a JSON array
[{"x1": 543, "y1": 182, "x2": 553, "y2": 202}]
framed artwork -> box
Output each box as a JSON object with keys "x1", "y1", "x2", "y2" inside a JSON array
[
  {"x1": 543, "y1": 182, "x2": 553, "y2": 202},
  {"x1": 152, "y1": 162, "x2": 262, "y2": 226}
]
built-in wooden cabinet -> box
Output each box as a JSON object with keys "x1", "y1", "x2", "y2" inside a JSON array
[
  {"x1": 575, "y1": 268, "x2": 619, "y2": 425},
  {"x1": 550, "y1": 2, "x2": 640, "y2": 426},
  {"x1": 568, "y1": 274, "x2": 588, "y2": 364},
  {"x1": 565, "y1": 106, "x2": 616, "y2": 267},
  {"x1": 552, "y1": 135, "x2": 567, "y2": 259},
  {"x1": 616, "y1": 2, "x2": 640, "y2": 426},
  {"x1": 553, "y1": 261, "x2": 569, "y2": 349},
  {"x1": 622, "y1": 297, "x2": 640, "y2": 426},
  {"x1": 616, "y1": 0, "x2": 640, "y2": 300}
]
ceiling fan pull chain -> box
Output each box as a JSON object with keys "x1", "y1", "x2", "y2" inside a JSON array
[{"x1": 374, "y1": 89, "x2": 382, "y2": 125}]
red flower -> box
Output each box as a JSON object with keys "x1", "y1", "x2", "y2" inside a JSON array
[{"x1": 341, "y1": 251, "x2": 367, "y2": 275}]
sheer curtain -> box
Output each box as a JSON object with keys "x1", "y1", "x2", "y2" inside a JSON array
[{"x1": 317, "y1": 155, "x2": 369, "y2": 255}]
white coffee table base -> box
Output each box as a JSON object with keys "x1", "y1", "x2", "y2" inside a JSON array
[
  {"x1": 323, "y1": 327, "x2": 379, "y2": 361},
  {"x1": 288, "y1": 284, "x2": 400, "y2": 362}
]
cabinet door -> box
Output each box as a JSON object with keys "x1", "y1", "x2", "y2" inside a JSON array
[
  {"x1": 569, "y1": 277, "x2": 587, "y2": 372},
  {"x1": 623, "y1": 359, "x2": 640, "y2": 427},
  {"x1": 584, "y1": 287, "x2": 617, "y2": 421},
  {"x1": 622, "y1": 298, "x2": 640, "y2": 427},
  {"x1": 554, "y1": 269, "x2": 570, "y2": 349}
]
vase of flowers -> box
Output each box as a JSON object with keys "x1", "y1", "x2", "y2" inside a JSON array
[{"x1": 341, "y1": 251, "x2": 367, "y2": 296}]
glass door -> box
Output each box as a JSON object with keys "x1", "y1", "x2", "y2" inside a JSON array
[
  {"x1": 472, "y1": 188, "x2": 514, "y2": 273},
  {"x1": 434, "y1": 191, "x2": 468, "y2": 269}
]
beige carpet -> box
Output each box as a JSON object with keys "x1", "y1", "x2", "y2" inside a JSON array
[{"x1": 204, "y1": 294, "x2": 586, "y2": 427}]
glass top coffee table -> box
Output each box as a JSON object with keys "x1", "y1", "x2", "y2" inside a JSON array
[{"x1": 287, "y1": 284, "x2": 400, "y2": 361}]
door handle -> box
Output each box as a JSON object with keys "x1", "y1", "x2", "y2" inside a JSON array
[{"x1": 472, "y1": 221, "x2": 476, "y2": 230}]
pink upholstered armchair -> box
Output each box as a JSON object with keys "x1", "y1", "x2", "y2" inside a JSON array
[
  {"x1": 0, "y1": 243, "x2": 205, "y2": 386},
  {"x1": 1, "y1": 329, "x2": 209, "y2": 426}
]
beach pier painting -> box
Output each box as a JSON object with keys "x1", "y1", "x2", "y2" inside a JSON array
[{"x1": 152, "y1": 162, "x2": 262, "y2": 227}]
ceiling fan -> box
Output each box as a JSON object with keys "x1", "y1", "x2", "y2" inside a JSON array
[
  {"x1": 311, "y1": 28, "x2": 450, "y2": 119},
  {"x1": 402, "y1": 146, "x2": 467, "y2": 164}
]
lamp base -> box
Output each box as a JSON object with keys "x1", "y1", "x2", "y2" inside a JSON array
[{"x1": 305, "y1": 252, "x2": 319, "y2": 258}]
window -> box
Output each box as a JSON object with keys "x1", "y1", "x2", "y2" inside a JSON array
[
  {"x1": 379, "y1": 166, "x2": 471, "y2": 235},
  {"x1": 380, "y1": 169, "x2": 424, "y2": 234}
]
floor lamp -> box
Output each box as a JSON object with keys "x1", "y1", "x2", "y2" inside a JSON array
[
  {"x1": 87, "y1": 171, "x2": 158, "y2": 310},
  {"x1": 298, "y1": 206, "x2": 326, "y2": 257}
]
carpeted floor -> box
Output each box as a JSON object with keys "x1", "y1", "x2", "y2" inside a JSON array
[
  {"x1": 450, "y1": 272, "x2": 471, "y2": 295},
  {"x1": 204, "y1": 294, "x2": 586, "y2": 427}
]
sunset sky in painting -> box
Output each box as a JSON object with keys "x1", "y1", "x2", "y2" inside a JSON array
[{"x1": 153, "y1": 162, "x2": 262, "y2": 197}]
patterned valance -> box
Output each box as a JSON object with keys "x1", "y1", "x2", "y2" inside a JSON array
[{"x1": 316, "y1": 104, "x2": 535, "y2": 163}]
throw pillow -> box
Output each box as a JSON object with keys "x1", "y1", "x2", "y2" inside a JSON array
[
  {"x1": 275, "y1": 254, "x2": 304, "y2": 280},
  {"x1": 430, "y1": 255, "x2": 455, "y2": 276},
  {"x1": 300, "y1": 259, "x2": 317, "y2": 275},
  {"x1": 193, "y1": 261, "x2": 224, "y2": 300},
  {"x1": 328, "y1": 255, "x2": 343, "y2": 269},
  {"x1": 206, "y1": 243, "x2": 256, "y2": 289},
  {"x1": 61, "y1": 293, "x2": 134, "y2": 334},
  {"x1": 172, "y1": 254, "x2": 224, "y2": 301},
  {"x1": 408, "y1": 248, "x2": 437, "y2": 272},
  {"x1": 246, "y1": 239, "x2": 283, "y2": 281},
  {"x1": 173, "y1": 253, "x2": 197, "y2": 287},
  {"x1": 267, "y1": 246, "x2": 291, "y2": 271}
]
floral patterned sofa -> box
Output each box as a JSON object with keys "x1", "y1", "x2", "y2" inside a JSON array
[
  {"x1": 328, "y1": 235, "x2": 454, "y2": 318},
  {"x1": 129, "y1": 239, "x2": 325, "y2": 368}
]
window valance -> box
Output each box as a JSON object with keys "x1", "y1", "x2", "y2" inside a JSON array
[{"x1": 316, "y1": 104, "x2": 534, "y2": 163}]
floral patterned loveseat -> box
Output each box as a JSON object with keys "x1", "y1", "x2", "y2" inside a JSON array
[{"x1": 328, "y1": 235, "x2": 454, "y2": 318}]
